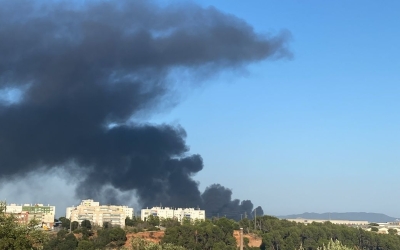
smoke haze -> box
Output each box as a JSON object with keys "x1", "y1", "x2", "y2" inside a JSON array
[{"x1": 0, "y1": 0, "x2": 291, "y2": 219}]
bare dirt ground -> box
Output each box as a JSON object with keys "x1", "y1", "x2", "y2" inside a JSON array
[
  {"x1": 124, "y1": 231, "x2": 164, "y2": 248},
  {"x1": 233, "y1": 230, "x2": 262, "y2": 247},
  {"x1": 124, "y1": 230, "x2": 262, "y2": 248}
]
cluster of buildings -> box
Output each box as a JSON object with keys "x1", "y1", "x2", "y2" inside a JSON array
[
  {"x1": 3, "y1": 201, "x2": 400, "y2": 235},
  {"x1": 5, "y1": 203, "x2": 56, "y2": 229},
  {"x1": 4, "y1": 199, "x2": 205, "y2": 229},
  {"x1": 364, "y1": 221, "x2": 400, "y2": 234},
  {"x1": 285, "y1": 218, "x2": 400, "y2": 235},
  {"x1": 66, "y1": 199, "x2": 134, "y2": 227},
  {"x1": 141, "y1": 206, "x2": 205, "y2": 222}
]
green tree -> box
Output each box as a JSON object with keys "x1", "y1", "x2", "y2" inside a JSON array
[
  {"x1": 239, "y1": 218, "x2": 255, "y2": 234},
  {"x1": 370, "y1": 227, "x2": 379, "y2": 232},
  {"x1": 126, "y1": 216, "x2": 142, "y2": 227},
  {"x1": 317, "y1": 239, "x2": 354, "y2": 250},
  {"x1": 214, "y1": 217, "x2": 237, "y2": 239},
  {"x1": 103, "y1": 221, "x2": 112, "y2": 229},
  {"x1": 160, "y1": 218, "x2": 181, "y2": 228},
  {"x1": 57, "y1": 229, "x2": 68, "y2": 238},
  {"x1": 94, "y1": 228, "x2": 111, "y2": 248},
  {"x1": 94, "y1": 227, "x2": 127, "y2": 249},
  {"x1": 181, "y1": 217, "x2": 191, "y2": 226},
  {"x1": 81, "y1": 219, "x2": 92, "y2": 230},
  {"x1": 58, "y1": 233, "x2": 78, "y2": 250},
  {"x1": 388, "y1": 228, "x2": 397, "y2": 235},
  {"x1": 43, "y1": 238, "x2": 61, "y2": 250},
  {"x1": 130, "y1": 237, "x2": 185, "y2": 250},
  {"x1": 147, "y1": 215, "x2": 160, "y2": 227},
  {"x1": 161, "y1": 243, "x2": 186, "y2": 250},
  {"x1": 162, "y1": 219, "x2": 236, "y2": 250},
  {"x1": 109, "y1": 227, "x2": 127, "y2": 245},
  {"x1": 131, "y1": 237, "x2": 157, "y2": 250},
  {"x1": 77, "y1": 239, "x2": 95, "y2": 250},
  {"x1": 256, "y1": 215, "x2": 400, "y2": 250},
  {"x1": 0, "y1": 201, "x2": 48, "y2": 249},
  {"x1": 59, "y1": 216, "x2": 71, "y2": 229},
  {"x1": 81, "y1": 227, "x2": 94, "y2": 239},
  {"x1": 71, "y1": 221, "x2": 79, "y2": 231}
]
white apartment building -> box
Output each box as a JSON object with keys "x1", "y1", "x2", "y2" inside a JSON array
[
  {"x1": 141, "y1": 207, "x2": 205, "y2": 222},
  {"x1": 66, "y1": 199, "x2": 134, "y2": 227},
  {"x1": 6, "y1": 203, "x2": 56, "y2": 227}
]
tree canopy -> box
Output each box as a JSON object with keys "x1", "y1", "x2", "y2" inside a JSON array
[
  {"x1": 251, "y1": 216, "x2": 400, "y2": 250},
  {"x1": 162, "y1": 218, "x2": 237, "y2": 250},
  {"x1": 0, "y1": 201, "x2": 48, "y2": 249},
  {"x1": 81, "y1": 219, "x2": 92, "y2": 230}
]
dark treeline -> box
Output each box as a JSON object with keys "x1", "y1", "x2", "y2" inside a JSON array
[
  {"x1": 129, "y1": 215, "x2": 400, "y2": 250},
  {"x1": 162, "y1": 218, "x2": 238, "y2": 250},
  {"x1": 44, "y1": 219, "x2": 127, "y2": 250},
  {"x1": 237, "y1": 215, "x2": 400, "y2": 250}
]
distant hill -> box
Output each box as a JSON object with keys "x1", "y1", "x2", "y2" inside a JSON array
[{"x1": 278, "y1": 212, "x2": 399, "y2": 223}]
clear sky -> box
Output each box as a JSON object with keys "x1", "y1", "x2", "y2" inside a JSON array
[
  {"x1": 149, "y1": 0, "x2": 400, "y2": 217},
  {"x1": 1, "y1": 0, "x2": 399, "y2": 218}
]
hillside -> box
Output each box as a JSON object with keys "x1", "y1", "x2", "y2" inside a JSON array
[
  {"x1": 125, "y1": 231, "x2": 164, "y2": 248},
  {"x1": 278, "y1": 212, "x2": 398, "y2": 223},
  {"x1": 233, "y1": 230, "x2": 262, "y2": 247},
  {"x1": 124, "y1": 230, "x2": 261, "y2": 248}
]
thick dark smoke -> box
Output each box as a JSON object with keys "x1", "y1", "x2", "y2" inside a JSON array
[
  {"x1": 253, "y1": 206, "x2": 264, "y2": 217},
  {"x1": 202, "y1": 184, "x2": 254, "y2": 220},
  {"x1": 0, "y1": 0, "x2": 291, "y2": 218}
]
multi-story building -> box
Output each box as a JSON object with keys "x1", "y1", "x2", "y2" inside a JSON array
[
  {"x1": 6, "y1": 203, "x2": 56, "y2": 228},
  {"x1": 66, "y1": 199, "x2": 134, "y2": 227},
  {"x1": 141, "y1": 207, "x2": 205, "y2": 222}
]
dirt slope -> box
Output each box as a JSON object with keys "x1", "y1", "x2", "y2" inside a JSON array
[
  {"x1": 233, "y1": 230, "x2": 262, "y2": 247},
  {"x1": 124, "y1": 230, "x2": 262, "y2": 248},
  {"x1": 125, "y1": 231, "x2": 164, "y2": 248}
]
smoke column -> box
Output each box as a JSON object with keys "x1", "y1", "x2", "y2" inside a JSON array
[{"x1": 0, "y1": 0, "x2": 291, "y2": 218}]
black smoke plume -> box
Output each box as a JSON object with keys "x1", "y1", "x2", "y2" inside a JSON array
[
  {"x1": 0, "y1": 0, "x2": 290, "y2": 218},
  {"x1": 202, "y1": 184, "x2": 254, "y2": 220}
]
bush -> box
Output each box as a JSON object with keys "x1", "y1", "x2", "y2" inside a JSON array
[
  {"x1": 58, "y1": 233, "x2": 78, "y2": 250},
  {"x1": 93, "y1": 227, "x2": 127, "y2": 249},
  {"x1": 370, "y1": 227, "x2": 379, "y2": 232},
  {"x1": 57, "y1": 229, "x2": 68, "y2": 239},
  {"x1": 81, "y1": 219, "x2": 92, "y2": 230},
  {"x1": 148, "y1": 226, "x2": 160, "y2": 231},
  {"x1": 298, "y1": 240, "x2": 354, "y2": 250},
  {"x1": 71, "y1": 221, "x2": 79, "y2": 231},
  {"x1": 103, "y1": 221, "x2": 112, "y2": 229},
  {"x1": 77, "y1": 240, "x2": 95, "y2": 250},
  {"x1": 130, "y1": 238, "x2": 185, "y2": 250},
  {"x1": 317, "y1": 240, "x2": 354, "y2": 250}
]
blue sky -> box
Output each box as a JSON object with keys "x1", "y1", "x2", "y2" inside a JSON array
[{"x1": 149, "y1": 0, "x2": 400, "y2": 217}]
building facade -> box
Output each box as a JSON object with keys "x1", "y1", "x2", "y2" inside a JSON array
[
  {"x1": 66, "y1": 199, "x2": 134, "y2": 227},
  {"x1": 141, "y1": 207, "x2": 205, "y2": 222},
  {"x1": 6, "y1": 203, "x2": 56, "y2": 228}
]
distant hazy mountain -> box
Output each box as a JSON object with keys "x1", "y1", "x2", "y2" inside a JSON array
[{"x1": 278, "y1": 212, "x2": 398, "y2": 223}]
